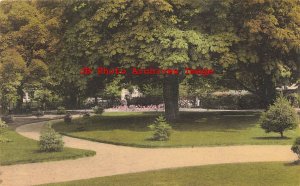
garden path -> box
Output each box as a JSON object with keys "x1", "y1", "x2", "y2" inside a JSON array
[{"x1": 0, "y1": 119, "x2": 297, "y2": 186}]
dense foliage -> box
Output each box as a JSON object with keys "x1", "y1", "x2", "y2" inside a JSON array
[
  {"x1": 0, "y1": 0, "x2": 299, "y2": 120},
  {"x1": 259, "y1": 96, "x2": 298, "y2": 137},
  {"x1": 64, "y1": 113, "x2": 72, "y2": 123},
  {"x1": 92, "y1": 106, "x2": 104, "y2": 115},
  {"x1": 148, "y1": 115, "x2": 172, "y2": 141},
  {"x1": 39, "y1": 123, "x2": 64, "y2": 152},
  {"x1": 0, "y1": 119, "x2": 11, "y2": 143},
  {"x1": 199, "y1": 93, "x2": 261, "y2": 110},
  {"x1": 57, "y1": 106, "x2": 66, "y2": 115},
  {"x1": 291, "y1": 137, "x2": 300, "y2": 161}
]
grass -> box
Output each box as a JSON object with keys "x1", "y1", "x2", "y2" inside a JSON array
[
  {"x1": 42, "y1": 162, "x2": 300, "y2": 186},
  {"x1": 52, "y1": 111, "x2": 300, "y2": 147},
  {"x1": 0, "y1": 129, "x2": 96, "y2": 165}
]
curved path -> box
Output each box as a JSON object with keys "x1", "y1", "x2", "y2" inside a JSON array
[{"x1": 0, "y1": 120, "x2": 297, "y2": 186}]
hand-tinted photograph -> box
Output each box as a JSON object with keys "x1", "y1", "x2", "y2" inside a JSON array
[{"x1": 0, "y1": 0, "x2": 300, "y2": 185}]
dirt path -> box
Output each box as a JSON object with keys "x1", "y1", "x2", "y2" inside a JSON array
[{"x1": 0, "y1": 120, "x2": 297, "y2": 186}]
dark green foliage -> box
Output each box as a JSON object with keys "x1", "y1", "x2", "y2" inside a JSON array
[
  {"x1": 199, "y1": 94, "x2": 261, "y2": 109},
  {"x1": 286, "y1": 93, "x2": 300, "y2": 108},
  {"x1": 199, "y1": 0, "x2": 300, "y2": 108},
  {"x1": 0, "y1": 119, "x2": 7, "y2": 129},
  {"x1": 39, "y1": 124, "x2": 64, "y2": 152},
  {"x1": 57, "y1": 106, "x2": 66, "y2": 115},
  {"x1": 127, "y1": 96, "x2": 163, "y2": 106},
  {"x1": 148, "y1": 115, "x2": 172, "y2": 141},
  {"x1": 92, "y1": 106, "x2": 104, "y2": 115},
  {"x1": 64, "y1": 113, "x2": 72, "y2": 123},
  {"x1": 33, "y1": 110, "x2": 45, "y2": 118},
  {"x1": 0, "y1": 119, "x2": 11, "y2": 143},
  {"x1": 291, "y1": 137, "x2": 300, "y2": 161},
  {"x1": 1, "y1": 115, "x2": 14, "y2": 123},
  {"x1": 83, "y1": 112, "x2": 91, "y2": 118},
  {"x1": 238, "y1": 94, "x2": 262, "y2": 109},
  {"x1": 259, "y1": 96, "x2": 298, "y2": 138}
]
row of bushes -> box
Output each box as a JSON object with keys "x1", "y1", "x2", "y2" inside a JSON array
[
  {"x1": 127, "y1": 96, "x2": 163, "y2": 106},
  {"x1": 199, "y1": 94, "x2": 262, "y2": 109},
  {"x1": 286, "y1": 93, "x2": 300, "y2": 108}
]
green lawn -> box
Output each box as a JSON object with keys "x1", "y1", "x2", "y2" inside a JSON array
[
  {"x1": 0, "y1": 129, "x2": 95, "y2": 165},
  {"x1": 52, "y1": 111, "x2": 300, "y2": 147},
  {"x1": 43, "y1": 162, "x2": 300, "y2": 186}
]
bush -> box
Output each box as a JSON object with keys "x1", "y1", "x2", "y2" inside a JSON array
[
  {"x1": 286, "y1": 93, "x2": 300, "y2": 108},
  {"x1": 0, "y1": 119, "x2": 8, "y2": 129},
  {"x1": 148, "y1": 115, "x2": 172, "y2": 141},
  {"x1": 127, "y1": 96, "x2": 163, "y2": 106},
  {"x1": 291, "y1": 137, "x2": 300, "y2": 161},
  {"x1": 33, "y1": 110, "x2": 44, "y2": 118},
  {"x1": 238, "y1": 94, "x2": 262, "y2": 109},
  {"x1": 64, "y1": 113, "x2": 72, "y2": 123},
  {"x1": 57, "y1": 106, "x2": 66, "y2": 115},
  {"x1": 199, "y1": 93, "x2": 261, "y2": 109},
  {"x1": 92, "y1": 106, "x2": 104, "y2": 115},
  {"x1": 1, "y1": 115, "x2": 14, "y2": 123},
  {"x1": 0, "y1": 119, "x2": 11, "y2": 143},
  {"x1": 259, "y1": 96, "x2": 298, "y2": 138},
  {"x1": 83, "y1": 112, "x2": 90, "y2": 118},
  {"x1": 39, "y1": 124, "x2": 64, "y2": 152}
]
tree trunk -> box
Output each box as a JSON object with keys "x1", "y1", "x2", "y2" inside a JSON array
[
  {"x1": 16, "y1": 85, "x2": 24, "y2": 113},
  {"x1": 163, "y1": 75, "x2": 179, "y2": 122},
  {"x1": 260, "y1": 74, "x2": 276, "y2": 109},
  {"x1": 95, "y1": 96, "x2": 98, "y2": 105},
  {"x1": 280, "y1": 131, "x2": 284, "y2": 138},
  {"x1": 66, "y1": 94, "x2": 77, "y2": 109}
]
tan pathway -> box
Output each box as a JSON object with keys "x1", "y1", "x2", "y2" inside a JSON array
[{"x1": 0, "y1": 120, "x2": 297, "y2": 186}]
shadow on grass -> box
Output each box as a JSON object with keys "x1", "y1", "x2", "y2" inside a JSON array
[
  {"x1": 253, "y1": 136, "x2": 291, "y2": 140},
  {"x1": 284, "y1": 161, "x2": 300, "y2": 167},
  {"x1": 53, "y1": 111, "x2": 261, "y2": 133},
  {"x1": 33, "y1": 149, "x2": 63, "y2": 154}
]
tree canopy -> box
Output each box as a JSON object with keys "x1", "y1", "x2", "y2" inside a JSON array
[{"x1": 0, "y1": 0, "x2": 299, "y2": 119}]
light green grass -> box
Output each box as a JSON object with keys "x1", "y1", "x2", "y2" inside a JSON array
[
  {"x1": 43, "y1": 162, "x2": 300, "y2": 186},
  {"x1": 0, "y1": 129, "x2": 95, "y2": 165},
  {"x1": 52, "y1": 111, "x2": 300, "y2": 147}
]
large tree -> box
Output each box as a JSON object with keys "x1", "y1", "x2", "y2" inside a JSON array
[
  {"x1": 197, "y1": 0, "x2": 300, "y2": 107},
  {"x1": 0, "y1": 1, "x2": 57, "y2": 111},
  {"x1": 0, "y1": 49, "x2": 26, "y2": 113},
  {"x1": 56, "y1": 0, "x2": 236, "y2": 121}
]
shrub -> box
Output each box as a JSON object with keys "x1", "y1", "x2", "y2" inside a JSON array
[
  {"x1": 39, "y1": 124, "x2": 64, "y2": 152},
  {"x1": 148, "y1": 115, "x2": 172, "y2": 141},
  {"x1": 238, "y1": 94, "x2": 262, "y2": 109},
  {"x1": 127, "y1": 96, "x2": 163, "y2": 106},
  {"x1": 57, "y1": 106, "x2": 66, "y2": 115},
  {"x1": 0, "y1": 136, "x2": 11, "y2": 143},
  {"x1": 286, "y1": 93, "x2": 300, "y2": 108},
  {"x1": 199, "y1": 93, "x2": 261, "y2": 110},
  {"x1": 0, "y1": 119, "x2": 11, "y2": 143},
  {"x1": 64, "y1": 113, "x2": 72, "y2": 123},
  {"x1": 92, "y1": 106, "x2": 104, "y2": 115},
  {"x1": 259, "y1": 96, "x2": 298, "y2": 138},
  {"x1": 1, "y1": 115, "x2": 14, "y2": 123},
  {"x1": 83, "y1": 112, "x2": 90, "y2": 118},
  {"x1": 291, "y1": 137, "x2": 300, "y2": 161},
  {"x1": 33, "y1": 109, "x2": 44, "y2": 118},
  {"x1": 0, "y1": 119, "x2": 8, "y2": 129}
]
